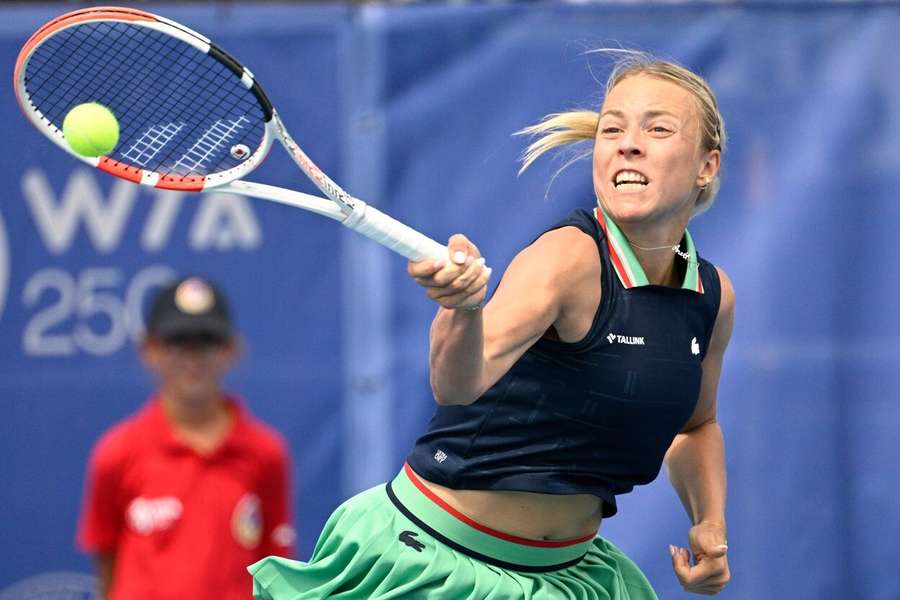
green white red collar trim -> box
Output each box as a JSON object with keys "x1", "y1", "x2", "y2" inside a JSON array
[{"x1": 593, "y1": 207, "x2": 703, "y2": 293}]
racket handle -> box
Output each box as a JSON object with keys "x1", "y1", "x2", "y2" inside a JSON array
[{"x1": 342, "y1": 199, "x2": 449, "y2": 262}]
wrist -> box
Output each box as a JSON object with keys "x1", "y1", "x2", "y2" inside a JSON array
[
  {"x1": 456, "y1": 297, "x2": 486, "y2": 312},
  {"x1": 695, "y1": 519, "x2": 727, "y2": 532}
]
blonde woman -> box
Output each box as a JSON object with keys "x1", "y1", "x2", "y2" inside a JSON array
[{"x1": 251, "y1": 51, "x2": 733, "y2": 599}]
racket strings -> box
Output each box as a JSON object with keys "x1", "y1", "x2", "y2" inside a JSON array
[
  {"x1": 24, "y1": 20, "x2": 265, "y2": 178},
  {"x1": 31, "y1": 23, "x2": 148, "y2": 120},
  {"x1": 27, "y1": 28, "x2": 102, "y2": 111}
]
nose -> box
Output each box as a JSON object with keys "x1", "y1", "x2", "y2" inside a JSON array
[{"x1": 617, "y1": 129, "x2": 644, "y2": 158}]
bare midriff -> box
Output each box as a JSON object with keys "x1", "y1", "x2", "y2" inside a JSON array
[{"x1": 418, "y1": 475, "x2": 604, "y2": 541}]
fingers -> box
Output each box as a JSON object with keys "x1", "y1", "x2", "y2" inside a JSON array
[
  {"x1": 670, "y1": 545, "x2": 691, "y2": 581},
  {"x1": 705, "y1": 544, "x2": 729, "y2": 560},
  {"x1": 428, "y1": 257, "x2": 486, "y2": 294},
  {"x1": 679, "y1": 520, "x2": 729, "y2": 593},
  {"x1": 690, "y1": 521, "x2": 727, "y2": 555},
  {"x1": 407, "y1": 235, "x2": 492, "y2": 310},
  {"x1": 407, "y1": 234, "x2": 479, "y2": 278},
  {"x1": 426, "y1": 258, "x2": 491, "y2": 309},
  {"x1": 407, "y1": 256, "x2": 445, "y2": 279},
  {"x1": 670, "y1": 545, "x2": 730, "y2": 595},
  {"x1": 447, "y1": 233, "x2": 479, "y2": 267}
]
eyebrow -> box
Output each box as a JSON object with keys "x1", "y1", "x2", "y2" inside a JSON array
[{"x1": 599, "y1": 109, "x2": 681, "y2": 120}]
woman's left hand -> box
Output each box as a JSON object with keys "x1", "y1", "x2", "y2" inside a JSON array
[{"x1": 670, "y1": 521, "x2": 730, "y2": 595}]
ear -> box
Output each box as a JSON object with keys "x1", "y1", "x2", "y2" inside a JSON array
[{"x1": 696, "y1": 148, "x2": 721, "y2": 188}]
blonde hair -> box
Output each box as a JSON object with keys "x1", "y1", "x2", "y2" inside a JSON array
[{"x1": 517, "y1": 50, "x2": 727, "y2": 216}]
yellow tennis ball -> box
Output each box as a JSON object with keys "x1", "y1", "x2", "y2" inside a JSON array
[{"x1": 63, "y1": 103, "x2": 119, "y2": 157}]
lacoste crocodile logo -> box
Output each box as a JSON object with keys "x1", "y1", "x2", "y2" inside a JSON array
[{"x1": 398, "y1": 530, "x2": 425, "y2": 552}]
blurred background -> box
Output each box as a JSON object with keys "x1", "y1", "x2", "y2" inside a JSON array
[{"x1": 1, "y1": 1, "x2": 899, "y2": 598}]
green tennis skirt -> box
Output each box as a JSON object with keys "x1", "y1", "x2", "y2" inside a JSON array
[{"x1": 249, "y1": 464, "x2": 659, "y2": 599}]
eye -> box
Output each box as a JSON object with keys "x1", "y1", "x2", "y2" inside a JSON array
[
  {"x1": 649, "y1": 126, "x2": 672, "y2": 134},
  {"x1": 600, "y1": 127, "x2": 622, "y2": 135}
]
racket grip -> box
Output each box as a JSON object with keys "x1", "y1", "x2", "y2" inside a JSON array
[{"x1": 342, "y1": 200, "x2": 449, "y2": 262}]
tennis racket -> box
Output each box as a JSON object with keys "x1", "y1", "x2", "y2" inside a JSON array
[{"x1": 14, "y1": 6, "x2": 449, "y2": 262}]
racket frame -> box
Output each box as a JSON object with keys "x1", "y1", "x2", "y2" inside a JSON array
[{"x1": 14, "y1": 6, "x2": 451, "y2": 259}]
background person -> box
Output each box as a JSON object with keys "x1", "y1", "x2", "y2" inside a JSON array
[{"x1": 77, "y1": 276, "x2": 295, "y2": 600}]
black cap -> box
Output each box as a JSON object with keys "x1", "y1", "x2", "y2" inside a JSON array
[{"x1": 146, "y1": 276, "x2": 233, "y2": 342}]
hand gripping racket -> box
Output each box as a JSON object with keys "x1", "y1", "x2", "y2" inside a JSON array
[{"x1": 14, "y1": 6, "x2": 449, "y2": 262}]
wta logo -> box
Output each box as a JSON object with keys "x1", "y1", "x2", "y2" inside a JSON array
[{"x1": 0, "y1": 210, "x2": 9, "y2": 323}]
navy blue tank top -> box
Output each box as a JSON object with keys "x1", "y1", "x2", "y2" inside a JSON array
[{"x1": 407, "y1": 207, "x2": 722, "y2": 517}]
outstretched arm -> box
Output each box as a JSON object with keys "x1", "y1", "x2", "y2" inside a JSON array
[
  {"x1": 665, "y1": 267, "x2": 735, "y2": 596},
  {"x1": 408, "y1": 227, "x2": 597, "y2": 406}
]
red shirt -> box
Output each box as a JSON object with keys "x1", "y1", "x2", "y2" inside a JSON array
[{"x1": 78, "y1": 396, "x2": 294, "y2": 600}]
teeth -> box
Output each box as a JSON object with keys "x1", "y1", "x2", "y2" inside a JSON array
[
  {"x1": 617, "y1": 183, "x2": 646, "y2": 192},
  {"x1": 614, "y1": 170, "x2": 648, "y2": 185}
]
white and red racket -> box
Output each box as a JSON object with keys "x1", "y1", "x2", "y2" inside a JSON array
[{"x1": 14, "y1": 6, "x2": 450, "y2": 262}]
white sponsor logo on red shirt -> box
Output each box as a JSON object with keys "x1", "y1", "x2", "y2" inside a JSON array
[{"x1": 127, "y1": 496, "x2": 183, "y2": 535}]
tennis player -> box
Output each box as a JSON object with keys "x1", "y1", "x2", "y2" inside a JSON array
[{"x1": 251, "y1": 51, "x2": 732, "y2": 599}]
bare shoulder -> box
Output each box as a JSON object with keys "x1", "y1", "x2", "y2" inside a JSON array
[
  {"x1": 710, "y1": 266, "x2": 735, "y2": 352},
  {"x1": 714, "y1": 265, "x2": 735, "y2": 316},
  {"x1": 522, "y1": 226, "x2": 601, "y2": 341},
  {"x1": 520, "y1": 225, "x2": 601, "y2": 287}
]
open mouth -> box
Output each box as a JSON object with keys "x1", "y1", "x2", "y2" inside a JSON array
[{"x1": 613, "y1": 169, "x2": 649, "y2": 191}]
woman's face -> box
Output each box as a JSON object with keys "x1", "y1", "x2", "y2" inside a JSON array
[{"x1": 592, "y1": 74, "x2": 719, "y2": 226}]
